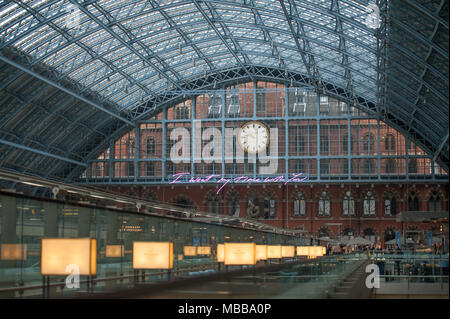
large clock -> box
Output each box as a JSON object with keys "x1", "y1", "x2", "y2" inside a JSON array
[{"x1": 238, "y1": 121, "x2": 270, "y2": 154}]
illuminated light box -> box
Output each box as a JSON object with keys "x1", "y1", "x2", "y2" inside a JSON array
[
  {"x1": 197, "y1": 246, "x2": 211, "y2": 255},
  {"x1": 296, "y1": 246, "x2": 325, "y2": 257},
  {"x1": 41, "y1": 238, "x2": 97, "y2": 276},
  {"x1": 105, "y1": 245, "x2": 124, "y2": 258},
  {"x1": 1, "y1": 244, "x2": 27, "y2": 261},
  {"x1": 217, "y1": 244, "x2": 224, "y2": 262},
  {"x1": 178, "y1": 254, "x2": 184, "y2": 261},
  {"x1": 296, "y1": 246, "x2": 310, "y2": 256},
  {"x1": 183, "y1": 246, "x2": 197, "y2": 256},
  {"x1": 133, "y1": 242, "x2": 173, "y2": 269},
  {"x1": 309, "y1": 246, "x2": 325, "y2": 257},
  {"x1": 323, "y1": 247, "x2": 327, "y2": 255},
  {"x1": 267, "y1": 245, "x2": 282, "y2": 259},
  {"x1": 255, "y1": 245, "x2": 268, "y2": 261},
  {"x1": 281, "y1": 246, "x2": 295, "y2": 258},
  {"x1": 224, "y1": 243, "x2": 256, "y2": 266}
]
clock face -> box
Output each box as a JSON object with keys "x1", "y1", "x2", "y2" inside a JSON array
[{"x1": 238, "y1": 121, "x2": 270, "y2": 154}]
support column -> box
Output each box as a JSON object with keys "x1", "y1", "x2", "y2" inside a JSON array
[
  {"x1": 43, "y1": 202, "x2": 58, "y2": 237},
  {"x1": 77, "y1": 207, "x2": 91, "y2": 237}
]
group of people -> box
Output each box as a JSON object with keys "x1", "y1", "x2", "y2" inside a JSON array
[{"x1": 325, "y1": 242, "x2": 447, "y2": 255}]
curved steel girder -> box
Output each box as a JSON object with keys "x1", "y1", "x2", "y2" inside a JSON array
[
  {"x1": 390, "y1": 42, "x2": 448, "y2": 83},
  {"x1": 8, "y1": 1, "x2": 151, "y2": 95},
  {"x1": 1, "y1": 0, "x2": 377, "y2": 55},
  {"x1": 17, "y1": 17, "x2": 377, "y2": 101},
  {"x1": 75, "y1": 34, "x2": 377, "y2": 105},
  {"x1": 62, "y1": 65, "x2": 447, "y2": 181},
  {"x1": 1, "y1": 1, "x2": 378, "y2": 106},
  {"x1": 0, "y1": 54, "x2": 135, "y2": 126},
  {"x1": 112, "y1": 53, "x2": 376, "y2": 111}
]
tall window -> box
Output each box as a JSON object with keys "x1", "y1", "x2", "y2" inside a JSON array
[
  {"x1": 295, "y1": 160, "x2": 304, "y2": 173},
  {"x1": 363, "y1": 191, "x2": 376, "y2": 215},
  {"x1": 385, "y1": 134, "x2": 396, "y2": 152},
  {"x1": 166, "y1": 162, "x2": 175, "y2": 176},
  {"x1": 256, "y1": 90, "x2": 266, "y2": 116},
  {"x1": 126, "y1": 138, "x2": 135, "y2": 157},
  {"x1": 384, "y1": 192, "x2": 397, "y2": 216},
  {"x1": 145, "y1": 162, "x2": 156, "y2": 177},
  {"x1": 294, "y1": 135, "x2": 306, "y2": 154},
  {"x1": 385, "y1": 159, "x2": 396, "y2": 174},
  {"x1": 175, "y1": 104, "x2": 190, "y2": 119},
  {"x1": 408, "y1": 191, "x2": 419, "y2": 211},
  {"x1": 342, "y1": 191, "x2": 355, "y2": 216},
  {"x1": 206, "y1": 193, "x2": 219, "y2": 214},
  {"x1": 320, "y1": 159, "x2": 330, "y2": 175},
  {"x1": 227, "y1": 192, "x2": 240, "y2": 217},
  {"x1": 320, "y1": 128, "x2": 329, "y2": 154},
  {"x1": 363, "y1": 133, "x2": 375, "y2": 154},
  {"x1": 207, "y1": 94, "x2": 222, "y2": 118},
  {"x1": 343, "y1": 134, "x2": 354, "y2": 154},
  {"x1": 318, "y1": 192, "x2": 330, "y2": 216},
  {"x1": 408, "y1": 158, "x2": 418, "y2": 174},
  {"x1": 364, "y1": 159, "x2": 376, "y2": 174},
  {"x1": 128, "y1": 162, "x2": 135, "y2": 177},
  {"x1": 263, "y1": 193, "x2": 276, "y2": 219},
  {"x1": 145, "y1": 137, "x2": 156, "y2": 156},
  {"x1": 319, "y1": 96, "x2": 329, "y2": 115},
  {"x1": 293, "y1": 192, "x2": 306, "y2": 216},
  {"x1": 428, "y1": 191, "x2": 441, "y2": 211}
]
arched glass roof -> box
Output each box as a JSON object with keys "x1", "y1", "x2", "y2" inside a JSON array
[{"x1": 0, "y1": 0, "x2": 448, "y2": 180}]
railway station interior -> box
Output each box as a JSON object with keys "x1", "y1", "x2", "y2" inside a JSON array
[{"x1": 0, "y1": 0, "x2": 448, "y2": 300}]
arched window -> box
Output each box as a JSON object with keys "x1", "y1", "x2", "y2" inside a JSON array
[
  {"x1": 363, "y1": 133, "x2": 375, "y2": 154},
  {"x1": 263, "y1": 193, "x2": 276, "y2": 219},
  {"x1": 226, "y1": 191, "x2": 240, "y2": 217},
  {"x1": 363, "y1": 228, "x2": 376, "y2": 236},
  {"x1": 343, "y1": 228, "x2": 354, "y2": 236},
  {"x1": 385, "y1": 134, "x2": 396, "y2": 152},
  {"x1": 293, "y1": 192, "x2": 306, "y2": 217},
  {"x1": 363, "y1": 191, "x2": 376, "y2": 215},
  {"x1": 428, "y1": 191, "x2": 441, "y2": 211},
  {"x1": 384, "y1": 192, "x2": 397, "y2": 216},
  {"x1": 342, "y1": 134, "x2": 355, "y2": 154},
  {"x1": 408, "y1": 158, "x2": 418, "y2": 174},
  {"x1": 318, "y1": 227, "x2": 330, "y2": 238},
  {"x1": 385, "y1": 159, "x2": 396, "y2": 174},
  {"x1": 384, "y1": 228, "x2": 395, "y2": 242},
  {"x1": 206, "y1": 193, "x2": 219, "y2": 214},
  {"x1": 364, "y1": 159, "x2": 376, "y2": 174},
  {"x1": 318, "y1": 192, "x2": 330, "y2": 216},
  {"x1": 408, "y1": 191, "x2": 419, "y2": 211},
  {"x1": 342, "y1": 191, "x2": 355, "y2": 216}
]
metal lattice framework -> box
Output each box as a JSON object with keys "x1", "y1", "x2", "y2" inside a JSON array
[{"x1": 0, "y1": 0, "x2": 448, "y2": 182}]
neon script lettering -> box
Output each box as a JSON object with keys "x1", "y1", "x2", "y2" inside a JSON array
[{"x1": 169, "y1": 172, "x2": 308, "y2": 194}]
